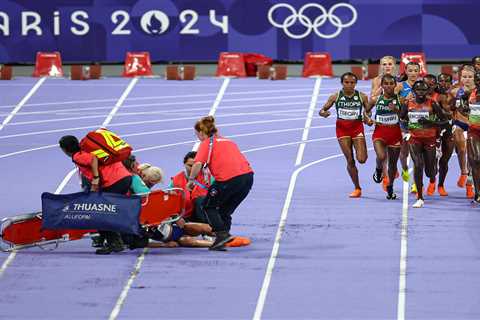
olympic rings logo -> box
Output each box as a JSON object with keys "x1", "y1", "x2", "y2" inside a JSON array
[{"x1": 268, "y1": 3, "x2": 358, "y2": 39}]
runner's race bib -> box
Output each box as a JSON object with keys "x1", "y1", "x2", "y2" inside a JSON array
[
  {"x1": 376, "y1": 114, "x2": 399, "y2": 125},
  {"x1": 408, "y1": 111, "x2": 429, "y2": 123},
  {"x1": 338, "y1": 108, "x2": 360, "y2": 120}
]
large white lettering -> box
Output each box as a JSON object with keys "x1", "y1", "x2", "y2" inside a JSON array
[
  {"x1": 71, "y1": 11, "x2": 89, "y2": 35},
  {"x1": 0, "y1": 12, "x2": 9, "y2": 36},
  {"x1": 22, "y1": 11, "x2": 42, "y2": 36}
]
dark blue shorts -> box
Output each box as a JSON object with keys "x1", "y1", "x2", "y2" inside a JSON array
[
  {"x1": 171, "y1": 225, "x2": 184, "y2": 241},
  {"x1": 453, "y1": 120, "x2": 469, "y2": 132}
]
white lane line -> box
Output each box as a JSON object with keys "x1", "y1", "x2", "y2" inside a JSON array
[
  {"x1": 135, "y1": 125, "x2": 336, "y2": 153},
  {"x1": 0, "y1": 114, "x2": 310, "y2": 140},
  {"x1": 4, "y1": 106, "x2": 314, "y2": 128},
  {"x1": 242, "y1": 136, "x2": 336, "y2": 153},
  {"x1": 109, "y1": 78, "x2": 230, "y2": 320},
  {"x1": 0, "y1": 87, "x2": 313, "y2": 109},
  {"x1": 295, "y1": 77, "x2": 322, "y2": 166},
  {"x1": 0, "y1": 252, "x2": 16, "y2": 278},
  {"x1": 397, "y1": 160, "x2": 412, "y2": 320},
  {"x1": 253, "y1": 146, "x2": 374, "y2": 320},
  {"x1": 108, "y1": 248, "x2": 148, "y2": 320},
  {"x1": 0, "y1": 134, "x2": 338, "y2": 279},
  {"x1": 3, "y1": 99, "x2": 309, "y2": 117},
  {"x1": 209, "y1": 78, "x2": 230, "y2": 116},
  {"x1": 0, "y1": 144, "x2": 57, "y2": 159},
  {"x1": 103, "y1": 78, "x2": 138, "y2": 127},
  {"x1": 0, "y1": 77, "x2": 46, "y2": 131},
  {"x1": 0, "y1": 121, "x2": 336, "y2": 160},
  {"x1": 0, "y1": 78, "x2": 139, "y2": 279}
]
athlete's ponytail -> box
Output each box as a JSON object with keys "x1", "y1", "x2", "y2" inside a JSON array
[{"x1": 194, "y1": 115, "x2": 218, "y2": 137}]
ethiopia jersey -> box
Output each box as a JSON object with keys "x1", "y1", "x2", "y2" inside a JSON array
[
  {"x1": 374, "y1": 94, "x2": 401, "y2": 125},
  {"x1": 335, "y1": 90, "x2": 363, "y2": 121}
]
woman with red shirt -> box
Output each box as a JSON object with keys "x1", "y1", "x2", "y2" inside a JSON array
[
  {"x1": 59, "y1": 135, "x2": 132, "y2": 254},
  {"x1": 186, "y1": 116, "x2": 254, "y2": 251}
]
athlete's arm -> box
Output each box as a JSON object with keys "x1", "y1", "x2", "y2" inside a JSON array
[
  {"x1": 394, "y1": 82, "x2": 403, "y2": 95},
  {"x1": 186, "y1": 162, "x2": 203, "y2": 191},
  {"x1": 90, "y1": 156, "x2": 100, "y2": 191},
  {"x1": 318, "y1": 93, "x2": 337, "y2": 118},
  {"x1": 399, "y1": 101, "x2": 408, "y2": 121},
  {"x1": 365, "y1": 95, "x2": 377, "y2": 114},
  {"x1": 370, "y1": 77, "x2": 381, "y2": 99}
]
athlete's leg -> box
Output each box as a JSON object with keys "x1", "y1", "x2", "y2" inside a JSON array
[
  {"x1": 353, "y1": 137, "x2": 368, "y2": 164},
  {"x1": 438, "y1": 135, "x2": 454, "y2": 190},
  {"x1": 387, "y1": 146, "x2": 401, "y2": 186},
  {"x1": 183, "y1": 222, "x2": 213, "y2": 236},
  {"x1": 409, "y1": 143, "x2": 425, "y2": 200},
  {"x1": 453, "y1": 127, "x2": 468, "y2": 184},
  {"x1": 467, "y1": 135, "x2": 480, "y2": 201},
  {"x1": 373, "y1": 139, "x2": 387, "y2": 182},
  {"x1": 423, "y1": 145, "x2": 438, "y2": 183},
  {"x1": 178, "y1": 236, "x2": 212, "y2": 247},
  {"x1": 385, "y1": 146, "x2": 400, "y2": 199},
  {"x1": 338, "y1": 137, "x2": 360, "y2": 190}
]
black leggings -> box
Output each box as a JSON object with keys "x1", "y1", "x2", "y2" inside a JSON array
[
  {"x1": 99, "y1": 175, "x2": 132, "y2": 245},
  {"x1": 103, "y1": 176, "x2": 132, "y2": 194},
  {"x1": 203, "y1": 173, "x2": 254, "y2": 233}
]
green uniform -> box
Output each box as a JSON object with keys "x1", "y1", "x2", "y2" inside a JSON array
[
  {"x1": 374, "y1": 94, "x2": 400, "y2": 125},
  {"x1": 335, "y1": 90, "x2": 363, "y2": 121}
]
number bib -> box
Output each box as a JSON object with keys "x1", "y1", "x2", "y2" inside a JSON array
[
  {"x1": 338, "y1": 108, "x2": 360, "y2": 120},
  {"x1": 408, "y1": 111, "x2": 429, "y2": 124},
  {"x1": 376, "y1": 114, "x2": 399, "y2": 125}
]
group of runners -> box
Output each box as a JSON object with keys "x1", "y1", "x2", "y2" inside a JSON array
[{"x1": 319, "y1": 56, "x2": 480, "y2": 208}]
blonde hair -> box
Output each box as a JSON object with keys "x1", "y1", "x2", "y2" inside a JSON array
[
  {"x1": 138, "y1": 163, "x2": 164, "y2": 184},
  {"x1": 379, "y1": 56, "x2": 396, "y2": 76},
  {"x1": 194, "y1": 115, "x2": 217, "y2": 137},
  {"x1": 460, "y1": 64, "x2": 475, "y2": 76}
]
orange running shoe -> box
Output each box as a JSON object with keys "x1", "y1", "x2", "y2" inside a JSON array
[
  {"x1": 226, "y1": 236, "x2": 251, "y2": 247},
  {"x1": 349, "y1": 188, "x2": 362, "y2": 198},
  {"x1": 466, "y1": 184, "x2": 475, "y2": 199},
  {"x1": 437, "y1": 186, "x2": 448, "y2": 196},
  {"x1": 427, "y1": 181, "x2": 436, "y2": 196},
  {"x1": 457, "y1": 175, "x2": 467, "y2": 188},
  {"x1": 382, "y1": 176, "x2": 389, "y2": 192}
]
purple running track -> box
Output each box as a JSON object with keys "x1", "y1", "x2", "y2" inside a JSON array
[{"x1": 0, "y1": 77, "x2": 478, "y2": 319}]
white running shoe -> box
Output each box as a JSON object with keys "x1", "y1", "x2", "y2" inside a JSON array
[{"x1": 412, "y1": 199, "x2": 424, "y2": 208}]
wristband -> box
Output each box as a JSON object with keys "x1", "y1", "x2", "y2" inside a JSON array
[{"x1": 93, "y1": 176, "x2": 100, "y2": 179}]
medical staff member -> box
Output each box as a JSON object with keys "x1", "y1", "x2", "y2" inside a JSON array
[{"x1": 187, "y1": 116, "x2": 254, "y2": 251}]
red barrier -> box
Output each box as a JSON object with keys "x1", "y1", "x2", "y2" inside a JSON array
[
  {"x1": 123, "y1": 52, "x2": 153, "y2": 77},
  {"x1": 244, "y1": 53, "x2": 273, "y2": 77},
  {"x1": 302, "y1": 52, "x2": 333, "y2": 77},
  {"x1": 33, "y1": 52, "x2": 63, "y2": 77},
  {"x1": 216, "y1": 52, "x2": 247, "y2": 77},
  {"x1": 0, "y1": 65, "x2": 12, "y2": 80}
]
